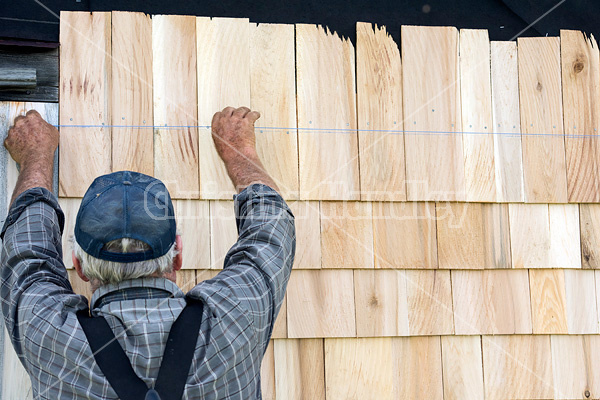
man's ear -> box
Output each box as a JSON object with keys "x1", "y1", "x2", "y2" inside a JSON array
[
  {"x1": 72, "y1": 251, "x2": 89, "y2": 282},
  {"x1": 173, "y1": 235, "x2": 183, "y2": 271}
]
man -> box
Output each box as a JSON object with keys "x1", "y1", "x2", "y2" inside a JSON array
[{"x1": 1, "y1": 107, "x2": 295, "y2": 399}]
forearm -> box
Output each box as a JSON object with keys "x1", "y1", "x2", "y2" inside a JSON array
[
  {"x1": 1, "y1": 188, "x2": 72, "y2": 352},
  {"x1": 216, "y1": 184, "x2": 295, "y2": 347},
  {"x1": 9, "y1": 156, "x2": 54, "y2": 207},
  {"x1": 225, "y1": 151, "x2": 279, "y2": 193}
]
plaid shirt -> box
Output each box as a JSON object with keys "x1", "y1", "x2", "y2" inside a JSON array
[{"x1": 0, "y1": 184, "x2": 295, "y2": 399}]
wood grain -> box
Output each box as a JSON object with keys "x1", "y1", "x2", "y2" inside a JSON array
[
  {"x1": 197, "y1": 17, "x2": 249, "y2": 199},
  {"x1": 551, "y1": 335, "x2": 600, "y2": 400},
  {"x1": 392, "y1": 336, "x2": 443, "y2": 400},
  {"x1": 529, "y1": 269, "x2": 568, "y2": 334},
  {"x1": 460, "y1": 29, "x2": 496, "y2": 201},
  {"x1": 173, "y1": 200, "x2": 210, "y2": 269},
  {"x1": 320, "y1": 201, "x2": 373, "y2": 268},
  {"x1": 59, "y1": 11, "x2": 111, "y2": 197},
  {"x1": 372, "y1": 202, "x2": 437, "y2": 269},
  {"x1": 175, "y1": 270, "x2": 197, "y2": 292},
  {"x1": 580, "y1": 204, "x2": 600, "y2": 268},
  {"x1": 272, "y1": 295, "x2": 287, "y2": 339},
  {"x1": 296, "y1": 24, "x2": 359, "y2": 200},
  {"x1": 406, "y1": 270, "x2": 454, "y2": 335},
  {"x1": 195, "y1": 269, "x2": 219, "y2": 283},
  {"x1": 288, "y1": 201, "x2": 321, "y2": 269},
  {"x1": 441, "y1": 336, "x2": 484, "y2": 400},
  {"x1": 111, "y1": 11, "x2": 153, "y2": 175},
  {"x1": 325, "y1": 338, "x2": 393, "y2": 400},
  {"x1": 274, "y1": 339, "x2": 325, "y2": 400},
  {"x1": 482, "y1": 335, "x2": 554, "y2": 400},
  {"x1": 261, "y1": 341, "x2": 276, "y2": 400},
  {"x1": 436, "y1": 202, "x2": 510, "y2": 269},
  {"x1": 561, "y1": 30, "x2": 600, "y2": 202},
  {"x1": 356, "y1": 22, "x2": 405, "y2": 201},
  {"x1": 549, "y1": 204, "x2": 582, "y2": 268},
  {"x1": 353, "y1": 269, "x2": 409, "y2": 337},
  {"x1": 451, "y1": 270, "x2": 532, "y2": 334},
  {"x1": 518, "y1": 37, "x2": 568, "y2": 202},
  {"x1": 152, "y1": 15, "x2": 199, "y2": 199},
  {"x1": 2, "y1": 327, "x2": 33, "y2": 400},
  {"x1": 597, "y1": 270, "x2": 600, "y2": 330},
  {"x1": 250, "y1": 23, "x2": 299, "y2": 199},
  {"x1": 209, "y1": 200, "x2": 237, "y2": 269},
  {"x1": 509, "y1": 203, "x2": 551, "y2": 268},
  {"x1": 564, "y1": 270, "x2": 599, "y2": 334},
  {"x1": 58, "y1": 197, "x2": 82, "y2": 269},
  {"x1": 286, "y1": 270, "x2": 356, "y2": 338},
  {"x1": 402, "y1": 26, "x2": 465, "y2": 201},
  {"x1": 490, "y1": 41, "x2": 524, "y2": 202}
]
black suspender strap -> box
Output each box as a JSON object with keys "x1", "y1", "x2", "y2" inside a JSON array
[
  {"x1": 77, "y1": 297, "x2": 204, "y2": 400},
  {"x1": 154, "y1": 299, "x2": 204, "y2": 399},
  {"x1": 76, "y1": 309, "x2": 148, "y2": 400}
]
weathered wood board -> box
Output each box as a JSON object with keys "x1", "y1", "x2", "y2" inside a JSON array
[
  {"x1": 518, "y1": 37, "x2": 568, "y2": 203},
  {"x1": 197, "y1": 17, "x2": 249, "y2": 199},
  {"x1": 460, "y1": 29, "x2": 496, "y2": 202},
  {"x1": 59, "y1": 11, "x2": 112, "y2": 197},
  {"x1": 402, "y1": 25, "x2": 464, "y2": 201},
  {"x1": 441, "y1": 336, "x2": 484, "y2": 400},
  {"x1": 437, "y1": 202, "x2": 510, "y2": 269},
  {"x1": 490, "y1": 41, "x2": 524, "y2": 202},
  {"x1": 250, "y1": 23, "x2": 299, "y2": 199},
  {"x1": 561, "y1": 30, "x2": 600, "y2": 202},
  {"x1": 111, "y1": 11, "x2": 154, "y2": 175},
  {"x1": 274, "y1": 339, "x2": 325, "y2": 400},
  {"x1": 452, "y1": 270, "x2": 532, "y2": 334},
  {"x1": 372, "y1": 202, "x2": 437, "y2": 269},
  {"x1": 483, "y1": 335, "x2": 554, "y2": 400},
  {"x1": 152, "y1": 15, "x2": 199, "y2": 199},
  {"x1": 287, "y1": 270, "x2": 356, "y2": 338},
  {"x1": 356, "y1": 22, "x2": 405, "y2": 201},
  {"x1": 320, "y1": 201, "x2": 373, "y2": 269},
  {"x1": 296, "y1": 24, "x2": 359, "y2": 200}
]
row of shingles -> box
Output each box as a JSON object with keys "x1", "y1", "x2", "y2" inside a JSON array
[
  {"x1": 62, "y1": 192, "x2": 600, "y2": 340},
  {"x1": 286, "y1": 268, "x2": 600, "y2": 338},
  {"x1": 287, "y1": 199, "x2": 600, "y2": 337},
  {"x1": 57, "y1": 15, "x2": 600, "y2": 205},
  {"x1": 265, "y1": 334, "x2": 600, "y2": 400},
  {"x1": 62, "y1": 196, "x2": 592, "y2": 274},
  {"x1": 58, "y1": 13, "x2": 299, "y2": 200},
  {"x1": 375, "y1": 25, "x2": 600, "y2": 204},
  {"x1": 315, "y1": 26, "x2": 600, "y2": 203}
]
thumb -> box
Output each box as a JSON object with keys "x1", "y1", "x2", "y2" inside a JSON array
[{"x1": 246, "y1": 111, "x2": 261, "y2": 124}]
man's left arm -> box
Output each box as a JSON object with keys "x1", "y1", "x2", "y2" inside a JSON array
[{"x1": 1, "y1": 110, "x2": 83, "y2": 359}]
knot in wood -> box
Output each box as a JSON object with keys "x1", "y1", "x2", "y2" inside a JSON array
[
  {"x1": 573, "y1": 59, "x2": 585, "y2": 74},
  {"x1": 369, "y1": 295, "x2": 380, "y2": 307},
  {"x1": 536, "y1": 82, "x2": 543, "y2": 92}
]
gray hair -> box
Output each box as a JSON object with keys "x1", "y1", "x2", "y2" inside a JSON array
[{"x1": 72, "y1": 237, "x2": 178, "y2": 287}]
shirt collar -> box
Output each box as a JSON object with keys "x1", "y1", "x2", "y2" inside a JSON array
[{"x1": 90, "y1": 277, "x2": 184, "y2": 310}]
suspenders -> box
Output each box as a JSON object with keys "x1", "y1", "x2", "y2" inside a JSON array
[{"x1": 77, "y1": 298, "x2": 204, "y2": 400}]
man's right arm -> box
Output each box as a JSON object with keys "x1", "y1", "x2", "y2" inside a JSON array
[
  {"x1": 210, "y1": 106, "x2": 279, "y2": 193},
  {"x1": 192, "y1": 107, "x2": 295, "y2": 353}
]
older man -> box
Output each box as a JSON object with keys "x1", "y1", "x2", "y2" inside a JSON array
[{"x1": 1, "y1": 107, "x2": 295, "y2": 399}]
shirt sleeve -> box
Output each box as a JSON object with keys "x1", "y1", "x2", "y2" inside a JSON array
[
  {"x1": 0, "y1": 187, "x2": 87, "y2": 359},
  {"x1": 190, "y1": 184, "x2": 295, "y2": 353}
]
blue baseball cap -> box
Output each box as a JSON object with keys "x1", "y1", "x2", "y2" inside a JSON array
[{"x1": 74, "y1": 171, "x2": 177, "y2": 263}]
